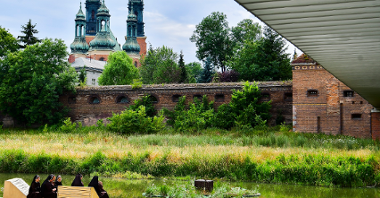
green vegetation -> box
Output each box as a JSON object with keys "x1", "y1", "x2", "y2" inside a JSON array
[
  {"x1": 0, "y1": 127, "x2": 379, "y2": 188},
  {"x1": 143, "y1": 182, "x2": 259, "y2": 197},
  {"x1": 140, "y1": 45, "x2": 181, "y2": 84},
  {"x1": 0, "y1": 38, "x2": 77, "y2": 125},
  {"x1": 0, "y1": 26, "x2": 19, "y2": 57},
  {"x1": 98, "y1": 51, "x2": 140, "y2": 85},
  {"x1": 17, "y1": 19, "x2": 41, "y2": 48},
  {"x1": 197, "y1": 57, "x2": 215, "y2": 83}
]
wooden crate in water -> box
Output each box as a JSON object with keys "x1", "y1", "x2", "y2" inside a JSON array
[{"x1": 58, "y1": 186, "x2": 99, "y2": 198}]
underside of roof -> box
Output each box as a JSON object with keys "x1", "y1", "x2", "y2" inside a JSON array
[{"x1": 235, "y1": 0, "x2": 380, "y2": 108}]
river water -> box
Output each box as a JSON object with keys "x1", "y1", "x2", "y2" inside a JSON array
[{"x1": 0, "y1": 173, "x2": 379, "y2": 198}]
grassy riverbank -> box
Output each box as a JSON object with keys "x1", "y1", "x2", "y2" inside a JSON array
[{"x1": 0, "y1": 127, "x2": 379, "y2": 187}]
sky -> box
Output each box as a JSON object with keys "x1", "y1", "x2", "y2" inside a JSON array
[{"x1": 0, "y1": 0, "x2": 301, "y2": 64}]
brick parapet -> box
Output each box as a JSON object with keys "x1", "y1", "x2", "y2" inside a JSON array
[{"x1": 60, "y1": 81, "x2": 293, "y2": 126}]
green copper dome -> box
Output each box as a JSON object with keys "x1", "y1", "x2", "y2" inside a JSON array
[
  {"x1": 123, "y1": 37, "x2": 140, "y2": 55},
  {"x1": 71, "y1": 37, "x2": 89, "y2": 54},
  {"x1": 76, "y1": 2, "x2": 86, "y2": 21},
  {"x1": 89, "y1": 26, "x2": 117, "y2": 51},
  {"x1": 97, "y1": 0, "x2": 110, "y2": 16},
  {"x1": 127, "y1": 4, "x2": 137, "y2": 22}
]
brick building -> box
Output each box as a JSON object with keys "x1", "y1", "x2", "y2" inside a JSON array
[{"x1": 292, "y1": 54, "x2": 373, "y2": 138}]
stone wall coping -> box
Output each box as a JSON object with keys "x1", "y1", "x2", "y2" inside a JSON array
[
  {"x1": 74, "y1": 81, "x2": 292, "y2": 92},
  {"x1": 291, "y1": 63, "x2": 318, "y2": 66}
]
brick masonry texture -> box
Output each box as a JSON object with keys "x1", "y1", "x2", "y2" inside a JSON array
[
  {"x1": 292, "y1": 63, "x2": 373, "y2": 138},
  {"x1": 59, "y1": 82, "x2": 293, "y2": 126},
  {"x1": 372, "y1": 112, "x2": 380, "y2": 140}
]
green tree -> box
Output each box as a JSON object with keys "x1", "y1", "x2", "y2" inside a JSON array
[
  {"x1": 0, "y1": 26, "x2": 19, "y2": 57},
  {"x1": 140, "y1": 45, "x2": 181, "y2": 84},
  {"x1": 185, "y1": 62, "x2": 202, "y2": 83},
  {"x1": 98, "y1": 51, "x2": 139, "y2": 85},
  {"x1": 197, "y1": 57, "x2": 214, "y2": 83},
  {"x1": 231, "y1": 19, "x2": 261, "y2": 47},
  {"x1": 230, "y1": 26, "x2": 292, "y2": 81},
  {"x1": 178, "y1": 51, "x2": 187, "y2": 83},
  {"x1": 190, "y1": 12, "x2": 234, "y2": 73},
  {"x1": 0, "y1": 39, "x2": 77, "y2": 125},
  {"x1": 78, "y1": 67, "x2": 87, "y2": 84},
  {"x1": 18, "y1": 19, "x2": 41, "y2": 48}
]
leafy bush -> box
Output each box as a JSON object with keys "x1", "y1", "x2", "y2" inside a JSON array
[
  {"x1": 215, "y1": 81, "x2": 271, "y2": 129},
  {"x1": 60, "y1": 117, "x2": 77, "y2": 132},
  {"x1": 107, "y1": 106, "x2": 165, "y2": 135},
  {"x1": 129, "y1": 95, "x2": 156, "y2": 117},
  {"x1": 164, "y1": 96, "x2": 214, "y2": 132},
  {"x1": 132, "y1": 78, "x2": 143, "y2": 90}
]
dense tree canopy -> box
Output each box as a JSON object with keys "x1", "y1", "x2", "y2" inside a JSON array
[
  {"x1": 18, "y1": 19, "x2": 41, "y2": 48},
  {"x1": 98, "y1": 51, "x2": 139, "y2": 85},
  {"x1": 230, "y1": 26, "x2": 292, "y2": 81},
  {"x1": 190, "y1": 12, "x2": 234, "y2": 73},
  {"x1": 178, "y1": 51, "x2": 187, "y2": 83},
  {"x1": 185, "y1": 62, "x2": 202, "y2": 83},
  {"x1": 140, "y1": 45, "x2": 181, "y2": 84},
  {"x1": 197, "y1": 57, "x2": 214, "y2": 83},
  {"x1": 0, "y1": 26, "x2": 19, "y2": 57},
  {"x1": 0, "y1": 39, "x2": 77, "y2": 125},
  {"x1": 231, "y1": 19, "x2": 261, "y2": 47}
]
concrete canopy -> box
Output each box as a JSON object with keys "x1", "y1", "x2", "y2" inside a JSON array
[{"x1": 234, "y1": 0, "x2": 380, "y2": 108}]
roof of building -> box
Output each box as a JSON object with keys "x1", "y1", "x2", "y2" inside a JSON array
[
  {"x1": 71, "y1": 57, "x2": 107, "y2": 71},
  {"x1": 291, "y1": 54, "x2": 317, "y2": 64},
  {"x1": 76, "y1": 3, "x2": 86, "y2": 20}
]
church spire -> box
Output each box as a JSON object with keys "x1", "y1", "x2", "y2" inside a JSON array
[
  {"x1": 123, "y1": 2, "x2": 140, "y2": 55},
  {"x1": 70, "y1": 1, "x2": 89, "y2": 54}
]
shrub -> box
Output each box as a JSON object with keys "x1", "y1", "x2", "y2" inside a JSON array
[
  {"x1": 60, "y1": 117, "x2": 77, "y2": 132},
  {"x1": 163, "y1": 96, "x2": 214, "y2": 132},
  {"x1": 129, "y1": 95, "x2": 157, "y2": 117},
  {"x1": 107, "y1": 106, "x2": 165, "y2": 135},
  {"x1": 132, "y1": 78, "x2": 143, "y2": 90}
]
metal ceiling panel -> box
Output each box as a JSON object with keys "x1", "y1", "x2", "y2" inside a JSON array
[{"x1": 234, "y1": 0, "x2": 380, "y2": 108}]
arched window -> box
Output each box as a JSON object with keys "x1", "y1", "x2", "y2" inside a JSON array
[
  {"x1": 91, "y1": 10, "x2": 95, "y2": 19},
  {"x1": 134, "y1": 61, "x2": 138, "y2": 67},
  {"x1": 116, "y1": 95, "x2": 130, "y2": 104},
  {"x1": 99, "y1": 57, "x2": 105, "y2": 61},
  {"x1": 215, "y1": 94, "x2": 225, "y2": 102},
  {"x1": 89, "y1": 95, "x2": 101, "y2": 104},
  {"x1": 148, "y1": 95, "x2": 158, "y2": 104},
  {"x1": 193, "y1": 95, "x2": 202, "y2": 102},
  {"x1": 172, "y1": 95, "x2": 181, "y2": 103},
  {"x1": 68, "y1": 96, "x2": 77, "y2": 104}
]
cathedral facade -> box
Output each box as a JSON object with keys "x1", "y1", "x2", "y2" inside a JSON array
[{"x1": 69, "y1": 0, "x2": 146, "y2": 67}]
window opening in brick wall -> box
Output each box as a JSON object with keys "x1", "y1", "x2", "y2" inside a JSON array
[
  {"x1": 134, "y1": 61, "x2": 138, "y2": 67},
  {"x1": 99, "y1": 57, "x2": 105, "y2": 61},
  {"x1": 307, "y1": 90, "x2": 318, "y2": 97},
  {"x1": 172, "y1": 95, "x2": 181, "y2": 102},
  {"x1": 148, "y1": 95, "x2": 158, "y2": 104},
  {"x1": 352, "y1": 114, "x2": 362, "y2": 120},
  {"x1": 68, "y1": 96, "x2": 77, "y2": 104},
  {"x1": 284, "y1": 93, "x2": 293, "y2": 102},
  {"x1": 215, "y1": 94, "x2": 225, "y2": 102},
  {"x1": 261, "y1": 93, "x2": 271, "y2": 101},
  {"x1": 344, "y1": 90, "x2": 354, "y2": 97},
  {"x1": 193, "y1": 95, "x2": 202, "y2": 101},
  {"x1": 116, "y1": 96, "x2": 129, "y2": 104},
  {"x1": 352, "y1": 101, "x2": 355, "y2": 104},
  {"x1": 360, "y1": 101, "x2": 363, "y2": 104},
  {"x1": 89, "y1": 96, "x2": 100, "y2": 104}
]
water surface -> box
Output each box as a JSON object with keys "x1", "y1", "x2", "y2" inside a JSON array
[{"x1": 0, "y1": 173, "x2": 379, "y2": 198}]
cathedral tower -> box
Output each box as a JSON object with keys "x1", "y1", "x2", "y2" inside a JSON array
[
  {"x1": 127, "y1": 0, "x2": 147, "y2": 58},
  {"x1": 88, "y1": 0, "x2": 121, "y2": 61},
  {"x1": 123, "y1": 3, "x2": 141, "y2": 66},
  {"x1": 85, "y1": 0, "x2": 101, "y2": 36},
  {"x1": 70, "y1": 2, "x2": 89, "y2": 55}
]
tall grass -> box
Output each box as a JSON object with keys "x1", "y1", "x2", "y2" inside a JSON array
[{"x1": 0, "y1": 127, "x2": 379, "y2": 187}]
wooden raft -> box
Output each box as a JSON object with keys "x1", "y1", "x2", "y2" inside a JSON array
[{"x1": 58, "y1": 186, "x2": 99, "y2": 198}]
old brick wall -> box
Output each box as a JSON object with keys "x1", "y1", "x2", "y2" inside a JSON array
[
  {"x1": 372, "y1": 112, "x2": 380, "y2": 140},
  {"x1": 292, "y1": 64, "x2": 373, "y2": 138},
  {"x1": 60, "y1": 82, "x2": 293, "y2": 126}
]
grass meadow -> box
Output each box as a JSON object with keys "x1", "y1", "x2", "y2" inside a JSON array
[{"x1": 0, "y1": 126, "x2": 379, "y2": 187}]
